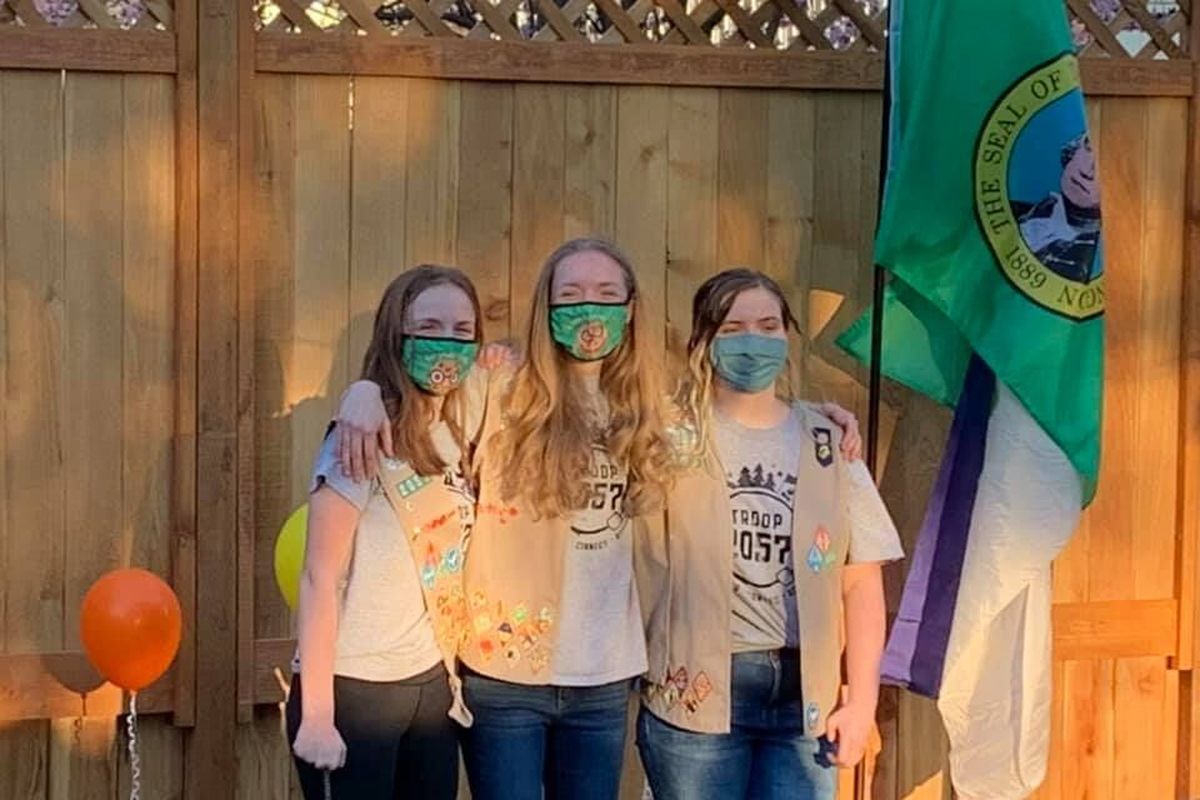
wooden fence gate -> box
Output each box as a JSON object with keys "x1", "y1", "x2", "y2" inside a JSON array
[{"x1": 0, "y1": 1, "x2": 1198, "y2": 798}]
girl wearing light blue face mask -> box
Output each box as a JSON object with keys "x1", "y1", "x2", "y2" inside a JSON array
[{"x1": 635, "y1": 269, "x2": 903, "y2": 800}]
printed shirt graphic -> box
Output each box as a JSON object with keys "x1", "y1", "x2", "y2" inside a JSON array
[
  {"x1": 715, "y1": 410, "x2": 905, "y2": 654},
  {"x1": 550, "y1": 399, "x2": 647, "y2": 685},
  {"x1": 716, "y1": 411, "x2": 803, "y2": 652}
]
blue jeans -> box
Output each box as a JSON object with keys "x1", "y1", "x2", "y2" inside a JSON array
[
  {"x1": 461, "y1": 671, "x2": 632, "y2": 800},
  {"x1": 637, "y1": 650, "x2": 836, "y2": 800}
]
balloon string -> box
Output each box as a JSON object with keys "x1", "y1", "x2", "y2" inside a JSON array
[
  {"x1": 323, "y1": 770, "x2": 332, "y2": 800},
  {"x1": 126, "y1": 692, "x2": 142, "y2": 800}
]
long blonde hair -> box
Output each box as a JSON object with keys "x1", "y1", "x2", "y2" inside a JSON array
[
  {"x1": 675, "y1": 268, "x2": 801, "y2": 451},
  {"x1": 491, "y1": 238, "x2": 674, "y2": 518},
  {"x1": 360, "y1": 265, "x2": 483, "y2": 476}
]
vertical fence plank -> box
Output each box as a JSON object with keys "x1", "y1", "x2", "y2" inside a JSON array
[
  {"x1": 191, "y1": 0, "x2": 242, "y2": 782},
  {"x1": 349, "y1": 77, "x2": 409, "y2": 360},
  {"x1": 405, "y1": 78, "x2": 460, "y2": 267},
  {"x1": 665, "y1": 87, "x2": 718, "y2": 360},
  {"x1": 63, "y1": 73, "x2": 125, "y2": 651},
  {"x1": 253, "y1": 74, "x2": 298, "y2": 643},
  {"x1": 3, "y1": 70, "x2": 66, "y2": 658},
  {"x1": 290, "y1": 75, "x2": 351, "y2": 503},
  {"x1": 48, "y1": 718, "x2": 116, "y2": 800},
  {"x1": 765, "y1": 89, "x2": 816, "y2": 397},
  {"x1": 457, "y1": 81, "x2": 513, "y2": 340},
  {"x1": 564, "y1": 85, "x2": 617, "y2": 241},
  {"x1": 511, "y1": 83, "x2": 565, "y2": 335},
  {"x1": 122, "y1": 75, "x2": 176, "y2": 579},
  {"x1": 615, "y1": 86, "x2": 668, "y2": 358},
  {"x1": 172, "y1": 0, "x2": 199, "y2": 729},
  {"x1": 0, "y1": 722, "x2": 50, "y2": 800},
  {"x1": 716, "y1": 88, "x2": 767, "y2": 271}
]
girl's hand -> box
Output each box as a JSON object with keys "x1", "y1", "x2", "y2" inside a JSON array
[
  {"x1": 824, "y1": 702, "x2": 873, "y2": 768},
  {"x1": 477, "y1": 341, "x2": 519, "y2": 369},
  {"x1": 820, "y1": 402, "x2": 863, "y2": 462},
  {"x1": 335, "y1": 381, "x2": 391, "y2": 482},
  {"x1": 292, "y1": 719, "x2": 347, "y2": 771}
]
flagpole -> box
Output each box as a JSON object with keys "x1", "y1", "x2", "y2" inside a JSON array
[
  {"x1": 866, "y1": 25, "x2": 892, "y2": 478},
  {"x1": 858, "y1": 16, "x2": 893, "y2": 800}
]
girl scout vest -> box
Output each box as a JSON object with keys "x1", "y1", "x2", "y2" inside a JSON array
[
  {"x1": 636, "y1": 402, "x2": 849, "y2": 736},
  {"x1": 457, "y1": 368, "x2": 648, "y2": 684},
  {"x1": 378, "y1": 456, "x2": 475, "y2": 725}
]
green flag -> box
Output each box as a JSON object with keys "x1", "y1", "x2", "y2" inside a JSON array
[{"x1": 838, "y1": 0, "x2": 1104, "y2": 503}]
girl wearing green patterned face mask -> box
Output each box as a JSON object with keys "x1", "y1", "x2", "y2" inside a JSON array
[
  {"x1": 546, "y1": 250, "x2": 631, "y2": 361},
  {"x1": 290, "y1": 265, "x2": 482, "y2": 800}
]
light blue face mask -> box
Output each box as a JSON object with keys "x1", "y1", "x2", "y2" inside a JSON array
[{"x1": 709, "y1": 333, "x2": 788, "y2": 393}]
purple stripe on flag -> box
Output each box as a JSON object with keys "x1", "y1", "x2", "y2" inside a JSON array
[
  {"x1": 880, "y1": 393, "x2": 965, "y2": 686},
  {"x1": 881, "y1": 356, "x2": 994, "y2": 697}
]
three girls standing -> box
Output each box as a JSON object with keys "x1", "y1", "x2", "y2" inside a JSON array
[{"x1": 289, "y1": 239, "x2": 900, "y2": 800}]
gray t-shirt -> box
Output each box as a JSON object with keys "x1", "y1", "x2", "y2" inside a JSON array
[
  {"x1": 549, "y1": 384, "x2": 648, "y2": 685},
  {"x1": 714, "y1": 409, "x2": 903, "y2": 653},
  {"x1": 295, "y1": 423, "x2": 474, "y2": 681}
]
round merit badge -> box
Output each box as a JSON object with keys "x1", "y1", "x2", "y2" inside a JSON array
[{"x1": 974, "y1": 53, "x2": 1103, "y2": 321}]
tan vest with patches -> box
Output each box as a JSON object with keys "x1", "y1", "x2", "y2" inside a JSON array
[
  {"x1": 637, "y1": 402, "x2": 849, "y2": 735},
  {"x1": 457, "y1": 369, "x2": 649, "y2": 683},
  {"x1": 376, "y1": 457, "x2": 475, "y2": 724}
]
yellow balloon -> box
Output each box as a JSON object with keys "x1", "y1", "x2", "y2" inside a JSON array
[{"x1": 274, "y1": 504, "x2": 309, "y2": 610}]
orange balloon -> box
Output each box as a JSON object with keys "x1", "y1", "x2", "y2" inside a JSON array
[{"x1": 80, "y1": 568, "x2": 182, "y2": 692}]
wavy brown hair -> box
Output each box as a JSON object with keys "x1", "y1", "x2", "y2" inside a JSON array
[
  {"x1": 360, "y1": 265, "x2": 483, "y2": 476},
  {"x1": 491, "y1": 238, "x2": 674, "y2": 518},
  {"x1": 676, "y1": 268, "x2": 801, "y2": 451}
]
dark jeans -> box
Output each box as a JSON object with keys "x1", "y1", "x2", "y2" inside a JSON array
[
  {"x1": 286, "y1": 664, "x2": 458, "y2": 800},
  {"x1": 637, "y1": 650, "x2": 836, "y2": 800},
  {"x1": 460, "y1": 670, "x2": 633, "y2": 800}
]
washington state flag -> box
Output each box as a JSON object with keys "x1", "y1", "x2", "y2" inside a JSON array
[{"x1": 837, "y1": 1, "x2": 1104, "y2": 798}]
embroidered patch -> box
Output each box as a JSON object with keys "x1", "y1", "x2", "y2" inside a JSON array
[
  {"x1": 528, "y1": 648, "x2": 550, "y2": 674},
  {"x1": 807, "y1": 526, "x2": 838, "y2": 573},
  {"x1": 479, "y1": 503, "x2": 520, "y2": 523},
  {"x1": 814, "y1": 526, "x2": 831, "y2": 553},
  {"x1": 806, "y1": 545, "x2": 825, "y2": 573},
  {"x1": 648, "y1": 665, "x2": 713, "y2": 716},
  {"x1": 466, "y1": 595, "x2": 557, "y2": 674},
  {"x1": 813, "y1": 427, "x2": 834, "y2": 467},
  {"x1": 395, "y1": 473, "x2": 433, "y2": 497},
  {"x1": 805, "y1": 702, "x2": 820, "y2": 731}
]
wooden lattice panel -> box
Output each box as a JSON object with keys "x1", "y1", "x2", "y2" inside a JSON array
[
  {"x1": 254, "y1": 0, "x2": 889, "y2": 50},
  {"x1": 0, "y1": 0, "x2": 172, "y2": 28},
  {"x1": 254, "y1": 0, "x2": 1187, "y2": 57},
  {"x1": 1069, "y1": 0, "x2": 1186, "y2": 59}
]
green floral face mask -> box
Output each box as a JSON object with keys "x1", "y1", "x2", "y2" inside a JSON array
[
  {"x1": 401, "y1": 336, "x2": 479, "y2": 395},
  {"x1": 548, "y1": 302, "x2": 629, "y2": 361}
]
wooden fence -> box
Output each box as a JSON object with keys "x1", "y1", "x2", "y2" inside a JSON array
[{"x1": 0, "y1": 1, "x2": 1197, "y2": 798}]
